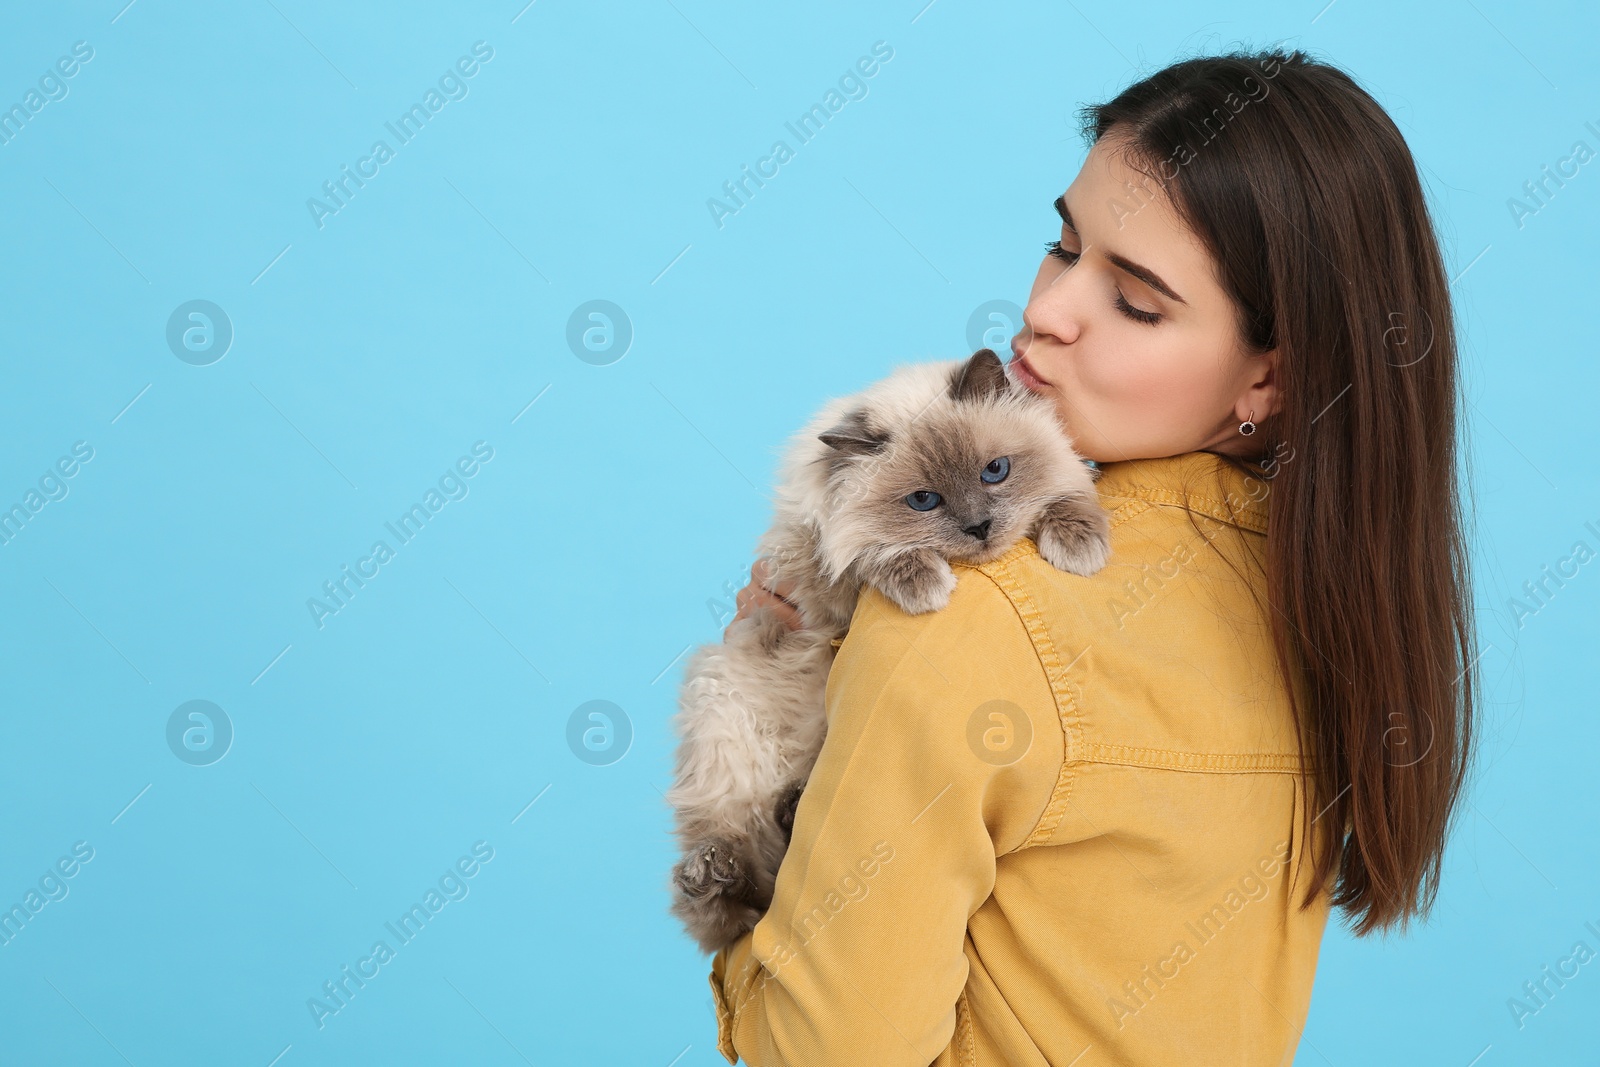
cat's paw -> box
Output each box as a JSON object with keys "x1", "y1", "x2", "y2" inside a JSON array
[
  {"x1": 773, "y1": 780, "x2": 806, "y2": 844},
  {"x1": 740, "y1": 602, "x2": 795, "y2": 655},
  {"x1": 873, "y1": 549, "x2": 957, "y2": 614},
  {"x1": 672, "y1": 840, "x2": 749, "y2": 900},
  {"x1": 1035, "y1": 494, "x2": 1112, "y2": 576}
]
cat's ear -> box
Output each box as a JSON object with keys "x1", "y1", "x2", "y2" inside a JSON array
[
  {"x1": 949, "y1": 348, "x2": 1010, "y2": 403},
  {"x1": 818, "y1": 408, "x2": 890, "y2": 456}
]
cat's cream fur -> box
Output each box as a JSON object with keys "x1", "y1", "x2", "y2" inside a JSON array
[{"x1": 666, "y1": 349, "x2": 1110, "y2": 954}]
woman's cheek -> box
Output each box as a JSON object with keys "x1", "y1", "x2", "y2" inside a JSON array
[
  {"x1": 1072, "y1": 338, "x2": 1130, "y2": 396},
  {"x1": 1118, "y1": 338, "x2": 1192, "y2": 401}
]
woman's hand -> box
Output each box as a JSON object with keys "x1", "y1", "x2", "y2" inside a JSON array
[{"x1": 724, "y1": 556, "x2": 803, "y2": 640}]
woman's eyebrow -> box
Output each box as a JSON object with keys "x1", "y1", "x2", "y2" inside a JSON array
[{"x1": 1054, "y1": 194, "x2": 1189, "y2": 306}]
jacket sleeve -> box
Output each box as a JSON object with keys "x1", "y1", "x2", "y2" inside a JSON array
[{"x1": 707, "y1": 564, "x2": 1065, "y2": 1065}]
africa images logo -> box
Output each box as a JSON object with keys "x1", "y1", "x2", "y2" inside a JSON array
[{"x1": 306, "y1": 41, "x2": 495, "y2": 230}]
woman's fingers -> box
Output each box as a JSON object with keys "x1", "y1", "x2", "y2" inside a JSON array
[
  {"x1": 761, "y1": 587, "x2": 803, "y2": 630},
  {"x1": 730, "y1": 584, "x2": 801, "y2": 629},
  {"x1": 752, "y1": 556, "x2": 797, "y2": 599},
  {"x1": 723, "y1": 560, "x2": 804, "y2": 641}
]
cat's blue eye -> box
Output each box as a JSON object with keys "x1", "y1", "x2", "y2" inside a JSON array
[
  {"x1": 905, "y1": 490, "x2": 942, "y2": 511},
  {"x1": 981, "y1": 457, "x2": 1010, "y2": 484}
]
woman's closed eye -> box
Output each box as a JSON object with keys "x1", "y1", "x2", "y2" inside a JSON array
[{"x1": 1044, "y1": 240, "x2": 1164, "y2": 326}]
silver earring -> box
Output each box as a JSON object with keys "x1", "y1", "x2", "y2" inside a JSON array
[{"x1": 1239, "y1": 410, "x2": 1256, "y2": 436}]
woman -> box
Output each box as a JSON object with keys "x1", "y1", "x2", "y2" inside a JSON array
[{"x1": 709, "y1": 46, "x2": 1477, "y2": 1066}]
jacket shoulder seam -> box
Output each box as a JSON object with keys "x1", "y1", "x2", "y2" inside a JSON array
[
  {"x1": 1101, "y1": 485, "x2": 1267, "y2": 534},
  {"x1": 975, "y1": 558, "x2": 1081, "y2": 852},
  {"x1": 1075, "y1": 742, "x2": 1312, "y2": 773},
  {"x1": 1105, "y1": 497, "x2": 1152, "y2": 530}
]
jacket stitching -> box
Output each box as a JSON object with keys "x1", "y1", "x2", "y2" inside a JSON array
[
  {"x1": 966, "y1": 514, "x2": 1295, "y2": 852},
  {"x1": 1106, "y1": 499, "x2": 1151, "y2": 531},
  {"x1": 955, "y1": 988, "x2": 977, "y2": 1067},
  {"x1": 1102, "y1": 485, "x2": 1267, "y2": 534},
  {"x1": 726, "y1": 953, "x2": 765, "y2": 1029},
  {"x1": 1076, "y1": 742, "x2": 1311, "y2": 773},
  {"x1": 709, "y1": 971, "x2": 738, "y2": 1063},
  {"x1": 976, "y1": 559, "x2": 1081, "y2": 853},
  {"x1": 953, "y1": 568, "x2": 1310, "y2": 776}
]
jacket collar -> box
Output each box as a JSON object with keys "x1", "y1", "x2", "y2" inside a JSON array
[{"x1": 1089, "y1": 451, "x2": 1271, "y2": 534}]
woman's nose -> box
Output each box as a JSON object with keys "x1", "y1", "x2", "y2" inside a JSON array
[
  {"x1": 1022, "y1": 295, "x2": 1081, "y2": 347},
  {"x1": 1010, "y1": 321, "x2": 1033, "y2": 358}
]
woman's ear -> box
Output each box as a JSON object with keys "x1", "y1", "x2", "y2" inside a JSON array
[{"x1": 1237, "y1": 346, "x2": 1281, "y2": 424}]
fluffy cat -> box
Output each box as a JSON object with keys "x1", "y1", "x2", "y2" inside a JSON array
[{"x1": 666, "y1": 348, "x2": 1110, "y2": 954}]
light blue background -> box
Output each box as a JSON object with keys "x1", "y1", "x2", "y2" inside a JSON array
[{"x1": 1, "y1": 1, "x2": 1595, "y2": 1064}]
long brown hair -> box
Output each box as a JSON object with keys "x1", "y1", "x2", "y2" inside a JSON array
[{"x1": 1078, "y1": 47, "x2": 1478, "y2": 937}]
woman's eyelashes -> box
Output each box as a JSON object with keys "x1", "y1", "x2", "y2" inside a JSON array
[
  {"x1": 1044, "y1": 239, "x2": 1078, "y2": 265},
  {"x1": 1112, "y1": 291, "x2": 1162, "y2": 326},
  {"x1": 1044, "y1": 240, "x2": 1164, "y2": 326}
]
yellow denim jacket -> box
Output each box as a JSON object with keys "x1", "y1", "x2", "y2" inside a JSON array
[{"x1": 708, "y1": 450, "x2": 1336, "y2": 1066}]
